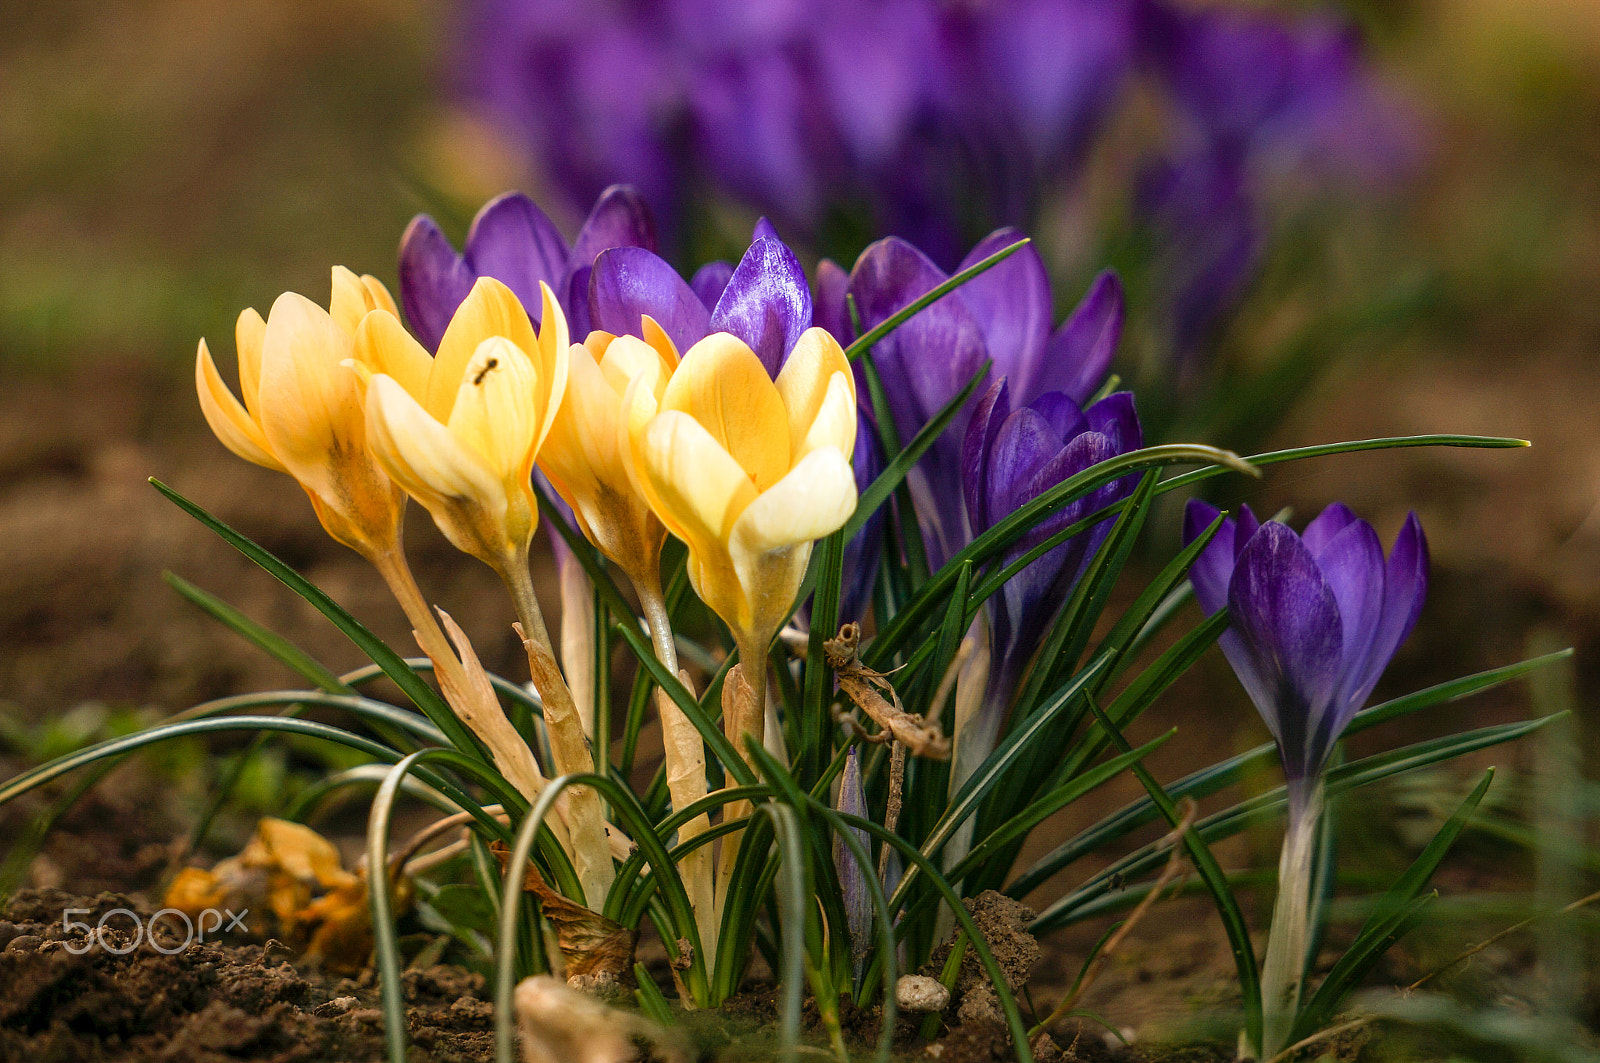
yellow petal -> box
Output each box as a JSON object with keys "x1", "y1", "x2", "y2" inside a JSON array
[
  {"x1": 597, "y1": 334, "x2": 669, "y2": 399},
  {"x1": 235, "y1": 308, "x2": 267, "y2": 418},
  {"x1": 352, "y1": 309, "x2": 433, "y2": 400},
  {"x1": 429, "y1": 277, "x2": 538, "y2": 422},
  {"x1": 726, "y1": 446, "x2": 857, "y2": 645},
  {"x1": 730, "y1": 446, "x2": 857, "y2": 558},
  {"x1": 797, "y1": 371, "x2": 857, "y2": 460},
  {"x1": 196, "y1": 338, "x2": 285, "y2": 472},
  {"x1": 447, "y1": 337, "x2": 541, "y2": 484},
  {"x1": 532, "y1": 282, "x2": 570, "y2": 454},
  {"x1": 636, "y1": 410, "x2": 758, "y2": 556},
  {"x1": 639, "y1": 315, "x2": 681, "y2": 370},
  {"x1": 661, "y1": 333, "x2": 789, "y2": 491},
  {"x1": 775, "y1": 327, "x2": 856, "y2": 458},
  {"x1": 365, "y1": 373, "x2": 508, "y2": 559},
  {"x1": 256, "y1": 291, "x2": 366, "y2": 500},
  {"x1": 543, "y1": 342, "x2": 620, "y2": 499}
]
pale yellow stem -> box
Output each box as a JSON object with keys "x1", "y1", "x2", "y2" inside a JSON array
[
  {"x1": 713, "y1": 634, "x2": 768, "y2": 929},
  {"x1": 503, "y1": 555, "x2": 616, "y2": 910},
  {"x1": 556, "y1": 553, "x2": 598, "y2": 740},
  {"x1": 637, "y1": 577, "x2": 716, "y2": 968}
]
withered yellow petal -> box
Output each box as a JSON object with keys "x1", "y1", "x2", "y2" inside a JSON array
[
  {"x1": 661, "y1": 333, "x2": 789, "y2": 491},
  {"x1": 429, "y1": 277, "x2": 538, "y2": 422},
  {"x1": 196, "y1": 339, "x2": 285, "y2": 472}
]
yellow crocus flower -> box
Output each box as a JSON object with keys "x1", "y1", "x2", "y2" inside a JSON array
[
  {"x1": 195, "y1": 267, "x2": 405, "y2": 560},
  {"x1": 624, "y1": 327, "x2": 858, "y2": 657},
  {"x1": 351, "y1": 277, "x2": 569, "y2": 573},
  {"x1": 539, "y1": 318, "x2": 679, "y2": 588}
]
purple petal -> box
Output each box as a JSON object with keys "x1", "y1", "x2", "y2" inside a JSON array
[
  {"x1": 954, "y1": 228, "x2": 1052, "y2": 402},
  {"x1": 813, "y1": 258, "x2": 853, "y2": 344},
  {"x1": 398, "y1": 214, "x2": 475, "y2": 352},
  {"x1": 1225, "y1": 522, "x2": 1344, "y2": 780},
  {"x1": 1183, "y1": 498, "x2": 1234, "y2": 615},
  {"x1": 464, "y1": 191, "x2": 571, "y2": 325},
  {"x1": 588, "y1": 246, "x2": 712, "y2": 351},
  {"x1": 567, "y1": 184, "x2": 658, "y2": 271},
  {"x1": 709, "y1": 235, "x2": 814, "y2": 375},
  {"x1": 1038, "y1": 271, "x2": 1123, "y2": 405},
  {"x1": 1300, "y1": 500, "x2": 1360, "y2": 557},
  {"x1": 847, "y1": 236, "x2": 989, "y2": 444},
  {"x1": 1083, "y1": 391, "x2": 1141, "y2": 452},
  {"x1": 691, "y1": 261, "x2": 735, "y2": 311},
  {"x1": 1310, "y1": 515, "x2": 1386, "y2": 719},
  {"x1": 1344, "y1": 512, "x2": 1428, "y2": 717},
  {"x1": 840, "y1": 412, "x2": 885, "y2": 624},
  {"x1": 962, "y1": 378, "x2": 1012, "y2": 536},
  {"x1": 752, "y1": 217, "x2": 782, "y2": 242},
  {"x1": 1028, "y1": 392, "x2": 1088, "y2": 444},
  {"x1": 565, "y1": 265, "x2": 593, "y2": 338},
  {"x1": 984, "y1": 406, "x2": 1062, "y2": 529}
]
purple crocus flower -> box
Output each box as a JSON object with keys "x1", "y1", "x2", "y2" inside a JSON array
[
  {"x1": 587, "y1": 218, "x2": 812, "y2": 375},
  {"x1": 964, "y1": 386, "x2": 1142, "y2": 717},
  {"x1": 825, "y1": 229, "x2": 1122, "y2": 565},
  {"x1": 1184, "y1": 498, "x2": 1427, "y2": 1054},
  {"x1": 1183, "y1": 499, "x2": 1428, "y2": 804},
  {"x1": 397, "y1": 185, "x2": 657, "y2": 350}
]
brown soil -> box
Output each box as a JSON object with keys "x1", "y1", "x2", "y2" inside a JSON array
[{"x1": 0, "y1": 888, "x2": 495, "y2": 1063}]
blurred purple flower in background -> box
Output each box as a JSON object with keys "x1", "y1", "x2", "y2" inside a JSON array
[{"x1": 454, "y1": 0, "x2": 1414, "y2": 306}]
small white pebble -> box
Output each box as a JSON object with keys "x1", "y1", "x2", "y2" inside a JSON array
[{"x1": 896, "y1": 974, "x2": 951, "y2": 1013}]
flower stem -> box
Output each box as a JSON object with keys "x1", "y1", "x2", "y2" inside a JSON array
[
  {"x1": 637, "y1": 576, "x2": 716, "y2": 973},
  {"x1": 369, "y1": 548, "x2": 567, "y2": 844},
  {"x1": 503, "y1": 553, "x2": 616, "y2": 910},
  {"x1": 713, "y1": 632, "x2": 769, "y2": 935},
  {"x1": 1259, "y1": 780, "x2": 1325, "y2": 1058}
]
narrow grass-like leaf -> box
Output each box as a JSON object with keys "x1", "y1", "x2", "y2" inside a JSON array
[
  {"x1": 1018, "y1": 652, "x2": 1564, "y2": 902},
  {"x1": 165, "y1": 572, "x2": 350, "y2": 694},
  {"x1": 1295, "y1": 770, "x2": 1496, "y2": 1040},
  {"x1": 839, "y1": 807, "x2": 1035, "y2": 1062},
  {"x1": 844, "y1": 237, "x2": 1032, "y2": 361},
  {"x1": 149, "y1": 479, "x2": 481, "y2": 755},
  {"x1": 1086, "y1": 697, "x2": 1263, "y2": 1047},
  {"x1": 1008, "y1": 469, "x2": 1159, "y2": 735},
  {"x1": 840, "y1": 360, "x2": 990, "y2": 545},
  {"x1": 1035, "y1": 717, "x2": 1557, "y2": 932},
  {"x1": 886, "y1": 653, "x2": 1112, "y2": 918},
  {"x1": 867, "y1": 444, "x2": 1249, "y2": 669},
  {"x1": 801, "y1": 528, "x2": 846, "y2": 785}
]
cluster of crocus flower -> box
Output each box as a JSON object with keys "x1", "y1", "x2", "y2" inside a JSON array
[
  {"x1": 1184, "y1": 499, "x2": 1428, "y2": 1057},
  {"x1": 196, "y1": 196, "x2": 860, "y2": 954},
  {"x1": 455, "y1": 0, "x2": 1414, "y2": 372}
]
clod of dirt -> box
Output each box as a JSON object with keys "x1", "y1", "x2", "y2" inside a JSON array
[
  {"x1": 896, "y1": 973, "x2": 950, "y2": 1013},
  {"x1": 928, "y1": 891, "x2": 1042, "y2": 997}
]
